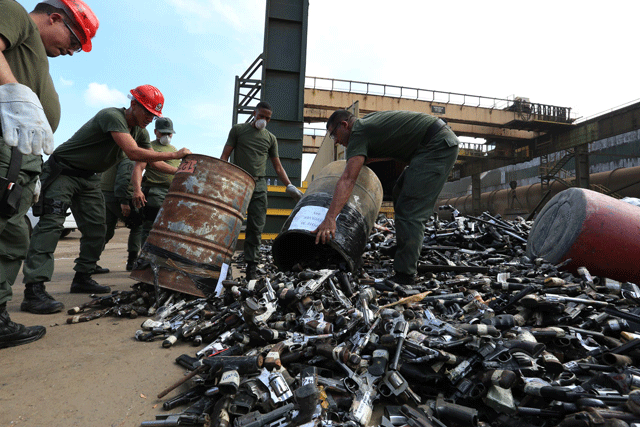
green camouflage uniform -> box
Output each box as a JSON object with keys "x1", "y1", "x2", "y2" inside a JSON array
[
  {"x1": 225, "y1": 122, "x2": 278, "y2": 263},
  {"x1": 346, "y1": 110, "x2": 460, "y2": 276},
  {"x1": 0, "y1": 0, "x2": 60, "y2": 305},
  {"x1": 22, "y1": 108, "x2": 150, "y2": 284}
]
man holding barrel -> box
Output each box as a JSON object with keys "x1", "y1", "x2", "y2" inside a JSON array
[
  {"x1": 314, "y1": 109, "x2": 459, "y2": 290},
  {"x1": 21, "y1": 85, "x2": 191, "y2": 314}
]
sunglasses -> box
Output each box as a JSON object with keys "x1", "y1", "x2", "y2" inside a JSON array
[
  {"x1": 329, "y1": 122, "x2": 343, "y2": 140},
  {"x1": 62, "y1": 20, "x2": 82, "y2": 53}
]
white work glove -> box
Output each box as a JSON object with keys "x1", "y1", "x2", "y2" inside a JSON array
[
  {"x1": 33, "y1": 178, "x2": 41, "y2": 204},
  {"x1": 0, "y1": 83, "x2": 54, "y2": 155},
  {"x1": 286, "y1": 184, "x2": 303, "y2": 201}
]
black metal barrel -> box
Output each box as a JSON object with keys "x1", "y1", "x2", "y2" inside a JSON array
[{"x1": 272, "y1": 160, "x2": 383, "y2": 271}]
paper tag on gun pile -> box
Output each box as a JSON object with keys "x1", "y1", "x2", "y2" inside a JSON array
[
  {"x1": 214, "y1": 263, "x2": 229, "y2": 297},
  {"x1": 289, "y1": 206, "x2": 329, "y2": 231}
]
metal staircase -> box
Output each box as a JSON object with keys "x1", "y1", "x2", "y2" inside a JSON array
[
  {"x1": 539, "y1": 149, "x2": 575, "y2": 193},
  {"x1": 232, "y1": 54, "x2": 263, "y2": 125},
  {"x1": 529, "y1": 149, "x2": 623, "y2": 220},
  {"x1": 590, "y1": 183, "x2": 622, "y2": 199}
]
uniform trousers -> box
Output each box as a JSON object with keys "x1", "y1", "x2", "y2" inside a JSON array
[
  {"x1": 139, "y1": 185, "x2": 170, "y2": 245},
  {"x1": 0, "y1": 145, "x2": 40, "y2": 304},
  {"x1": 103, "y1": 191, "x2": 142, "y2": 253},
  {"x1": 22, "y1": 160, "x2": 105, "y2": 284},
  {"x1": 243, "y1": 178, "x2": 268, "y2": 264},
  {"x1": 392, "y1": 128, "x2": 459, "y2": 276}
]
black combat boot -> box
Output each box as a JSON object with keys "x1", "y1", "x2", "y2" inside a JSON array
[
  {"x1": 385, "y1": 271, "x2": 415, "y2": 286},
  {"x1": 70, "y1": 272, "x2": 111, "y2": 294},
  {"x1": 245, "y1": 262, "x2": 258, "y2": 280},
  {"x1": 383, "y1": 271, "x2": 416, "y2": 297},
  {"x1": 92, "y1": 264, "x2": 110, "y2": 274},
  {"x1": 21, "y1": 282, "x2": 64, "y2": 314},
  {"x1": 0, "y1": 303, "x2": 46, "y2": 348},
  {"x1": 126, "y1": 251, "x2": 138, "y2": 271}
]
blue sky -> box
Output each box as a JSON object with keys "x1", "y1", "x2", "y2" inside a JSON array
[{"x1": 19, "y1": 0, "x2": 640, "y2": 176}]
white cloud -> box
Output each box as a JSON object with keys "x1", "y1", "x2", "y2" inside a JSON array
[
  {"x1": 165, "y1": 0, "x2": 262, "y2": 34},
  {"x1": 84, "y1": 83, "x2": 128, "y2": 108},
  {"x1": 210, "y1": 0, "x2": 243, "y2": 31},
  {"x1": 175, "y1": 101, "x2": 232, "y2": 156},
  {"x1": 184, "y1": 101, "x2": 230, "y2": 132},
  {"x1": 59, "y1": 77, "x2": 73, "y2": 86}
]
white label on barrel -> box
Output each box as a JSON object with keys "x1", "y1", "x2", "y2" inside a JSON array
[
  {"x1": 289, "y1": 206, "x2": 329, "y2": 231},
  {"x1": 214, "y1": 263, "x2": 229, "y2": 297}
]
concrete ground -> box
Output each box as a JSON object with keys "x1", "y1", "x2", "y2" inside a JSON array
[{"x1": 1, "y1": 227, "x2": 200, "y2": 427}]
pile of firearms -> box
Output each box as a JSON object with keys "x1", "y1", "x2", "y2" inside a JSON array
[{"x1": 74, "y1": 211, "x2": 640, "y2": 427}]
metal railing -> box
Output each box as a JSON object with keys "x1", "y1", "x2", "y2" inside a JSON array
[
  {"x1": 305, "y1": 76, "x2": 575, "y2": 123},
  {"x1": 577, "y1": 97, "x2": 640, "y2": 124},
  {"x1": 302, "y1": 130, "x2": 498, "y2": 156},
  {"x1": 458, "y1": 141, "x2": 496, "y2": 156}
]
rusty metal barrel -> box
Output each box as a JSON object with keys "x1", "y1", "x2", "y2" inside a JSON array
[
  {"x1": 272, "y1": 160, "x2": 383, "y2": 272},
  {"x1": 527, "y1": 188, "x2": 640, "y2": 284},
  {"x1": 130, "y1": 154, "x2": 255, "y2": 297}
]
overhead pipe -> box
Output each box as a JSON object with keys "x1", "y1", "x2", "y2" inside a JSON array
[{"x1": 438, "y1": 165, "x2": 640, "y2": 218}]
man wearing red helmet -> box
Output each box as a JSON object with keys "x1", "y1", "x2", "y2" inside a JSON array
[
  {"x1": 20, "y1": 85, "x2": 191, "y2": 316},
  {"x1": 0, "y1": 0, "x2": 98, "y2": 348}
]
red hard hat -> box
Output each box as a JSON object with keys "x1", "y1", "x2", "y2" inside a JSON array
[
  {"x1": 130, "y1": 85, "x2": 164, "y2": 117},
  {"x1": 58, "y1": 0, "x2": 99, "y2": 52}
]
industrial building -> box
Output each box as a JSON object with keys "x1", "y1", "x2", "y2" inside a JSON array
[{"x1": 231, "y1": 0, "x2": 639, "y2": 239}]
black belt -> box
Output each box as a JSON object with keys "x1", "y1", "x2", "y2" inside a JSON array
[
  {"x1": 423, "y1": 118, "x2": 447, "y2": 144},
  {"x1": 51, "y1": 155, "x2": 96, "y2": 179}
]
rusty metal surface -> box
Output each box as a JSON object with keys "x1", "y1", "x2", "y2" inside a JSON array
[
  {"x1": 131, "y1": 155, "x2": 255, "y2": 296},
  {"x1": 129, "y1": 267, "x2": 203, "y2": 297}
]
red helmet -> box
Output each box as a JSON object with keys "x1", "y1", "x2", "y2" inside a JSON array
[
  {"x1": 130, "y1": 85, "x2": 164, "y2": 117},
  {"x1": 58, "y1": 0, "x2": 99, "y2": 52}
]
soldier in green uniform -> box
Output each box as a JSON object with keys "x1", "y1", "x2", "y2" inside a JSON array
[
  {"x1": 99, "y1": 156, "x2": 143, "y2": 271},
  {"x1": 131, "y1": 117, "x2": 181, "y2": 251},
  {"x1": 314, "y1": 109, "x2": 459, "y2": 289},
  {"x1": 20, "y1": 85, "x2": 192, "y2": 315},
  {"x1": 220, "y1": 102, "x2": 303, "y2": 280},
  {"x1": 0, "y1": 0, "x2": 99, "y2": 348}
]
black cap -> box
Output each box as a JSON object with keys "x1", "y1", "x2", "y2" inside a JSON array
[{"x1": 155, "y1": 117, "x2": 175, "y2": 134}]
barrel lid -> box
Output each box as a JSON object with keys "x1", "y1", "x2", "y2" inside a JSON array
[{"x1": 526, "y1": 188, "x2": 588, "y2": 263}]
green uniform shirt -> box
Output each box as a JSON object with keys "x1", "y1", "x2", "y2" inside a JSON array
[
  {"x1": 346, "y1": 111, "x2": 439, "y2": 163},
  {"x1": 0, "y1": 0, "x2": 60, "y2": 173},
  {"x1": 142, "y1": 139, "x2": 179, "y2": 188},
  {"x1": 53, "y1": 107, "x2": 150, "y2": 172},
  {"x1": 225, "y1": 122, "x2": 278, "y2": 177}
]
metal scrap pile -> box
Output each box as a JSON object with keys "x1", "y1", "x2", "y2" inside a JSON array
[{"x1": 75, "y1": 212, "x2": 640, "y2": 427}]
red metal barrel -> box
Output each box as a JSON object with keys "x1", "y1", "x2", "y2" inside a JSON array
[
  {"x1": 527, "y1": 188, "x2": 640, "y2": 284},
  {"x1": 130, "y1": 154, "x2": 255, "y2": 297}
]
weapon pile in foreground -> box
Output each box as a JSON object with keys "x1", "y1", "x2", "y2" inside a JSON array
[{"x1": 73, "y1": 212, "x2": 640, "y2": 427}]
